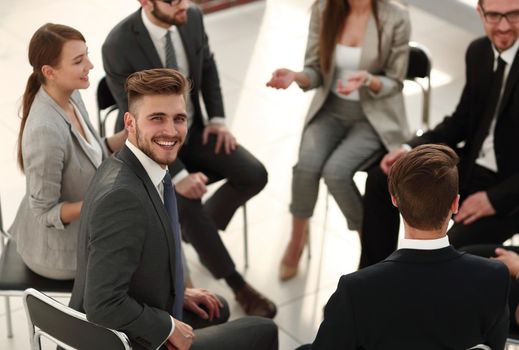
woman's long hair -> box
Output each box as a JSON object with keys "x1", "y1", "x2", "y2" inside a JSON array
[
  {"x1": 18, "y1": 23, "x2": 85, "y2": 172},
  {"x1": 319, "y1": 0, "x2": 381, "y2": 73}
]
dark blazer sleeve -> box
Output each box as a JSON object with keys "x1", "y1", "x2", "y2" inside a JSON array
[
  {"x1": 192, "y1": 7, "x2": 225, "y2": 120},
  {"x1": 485, "y1": 262, "x2": 510, "y2": 349},
  {"x1": 83, "y1": 188, "x2": 171, "y2": 350},
  {"x1": 486, "y1": 174, "x2": 519, "y2": 215},
  {"x1": 310, "y1": 276, "x2": 357, "y2": 349},
  {"x1": 102, "y1": 36, "x2": 132, "y2": 122},
  {"x1": 408, "y1": 40, "x2": 479, "y2": 149}
]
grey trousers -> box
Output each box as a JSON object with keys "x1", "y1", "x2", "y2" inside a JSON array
[
  {"x1": 191, "y1": 316, "x2": 278, "y2": 350},
  {"x1": 291, "y1": 94, "x2": 382, "y2": 231}
]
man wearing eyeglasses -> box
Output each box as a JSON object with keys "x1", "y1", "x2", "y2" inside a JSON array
[
  {"x1": 359, "y1": 0, "x2": 519, "y2": 268},
  {"x1": 102, "y1": 0, "x2": 276, "y2": 319}
]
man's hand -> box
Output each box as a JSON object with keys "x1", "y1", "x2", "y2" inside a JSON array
[
  {"x1": 454, "y1": 191, "x2": 496, "y2": 225},
  {"x1": 167, "y1": 319, "x2": 194, "y2": 350},
  {"x1": 494, "y1": 248, "x2": 519, "y2": 278},
  {"x1": 183, "y1": 288, "x2": 224, "y2": 321},
  {"x1": 175, "y1": 173, "x2": 208, "y2": 199},
  {"x1": 266, "y1": 68, "x2": 296, "y2": 89},
  {"x1": 202, "y1": 123, "x2": 237, "y2": 155},
  {"x1": 380, "y1": 147, "x2": 409, "y2": 175}
]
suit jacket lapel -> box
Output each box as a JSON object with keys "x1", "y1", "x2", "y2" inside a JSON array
[
  {"x1": 70, "y1": 92, "x2": 108, "y2": 162},
  {"x1": 359, "y1": 15, "x2": 378, "y2": 71},
  {"x1": 117, "y1": 146, "x2": 177, "y2": 283},
  {"x1": 498, "y1": 48, "x2": 519, "y2": 117},
  {"x1": 177, "y1": 24, "x2": 196, "y2": 81},
  {"x1": 132, "y1": 9, "x2": 163, "y2": 68},
  {"x1": 39, "y1": 88, "x2": 101, "y2": 168}
]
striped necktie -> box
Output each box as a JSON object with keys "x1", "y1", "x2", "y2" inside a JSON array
[{"x1": 165, "y1": 30, "x2": 178, "y2": 69}]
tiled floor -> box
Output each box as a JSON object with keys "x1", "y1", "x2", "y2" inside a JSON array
[{"x1": 0, "y1": 0, "x2": 504, "y2": 349}]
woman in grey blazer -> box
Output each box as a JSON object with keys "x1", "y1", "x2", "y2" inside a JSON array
[
  {"x1": 9, "y1": 23, "x2": 126, "y2": 280},
  {"x1": 267, "y1": 0, "x2": 411, "y2": 280}
]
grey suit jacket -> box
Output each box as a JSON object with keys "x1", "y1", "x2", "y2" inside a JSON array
[
  {"x1": 303, "y1": 0, "x2": 411, "y2": 151},
  {"x1": 9, "y1": 87, "x2": 107, "y2": 274},
  {"x1": 69, "y1": 145, "x2": 177, "y2": 350}
]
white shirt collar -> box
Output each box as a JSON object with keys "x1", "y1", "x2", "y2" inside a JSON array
[
  {"x1": 125, "y1": 140, "x2": 166, "y2": 188},
  {"x1": 141, "y1": 8, "x2": 175, "y2": 42},
  {"x1": 493, "y1": 39, "x2": 519, "y2": 66},
  {"x1": 398, "y1": 235, "x2": 450, "y2": 250}
]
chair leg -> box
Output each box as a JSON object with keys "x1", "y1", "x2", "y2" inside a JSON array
[
  {"x1": 242, "y1": 204, "x2": 249, "y2": 269},
  {"x1": 5, "y1": 296, "x2": 13, "y2": 338}
]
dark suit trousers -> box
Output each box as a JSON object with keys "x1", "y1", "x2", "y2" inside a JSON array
[
  {"x1": 167, "y1": 298, "x2": 278, "y2": 350},
  {"x1": 177, "y1": 128, "x2": 268, "y2": 278},
  {"x1": 191, "y1": 316, "x2": 278, "y2": 350},
  {"x1": 359, "y1": 164, "x2": 519, "y2": 268}
]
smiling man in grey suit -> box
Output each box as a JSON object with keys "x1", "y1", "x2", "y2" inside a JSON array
[
  {"x1": 102, "y1": 0, "x2": 275, "y2": 318},
  {"x1": 69, "y1": 68, "x2": 278, "y2": 350}
]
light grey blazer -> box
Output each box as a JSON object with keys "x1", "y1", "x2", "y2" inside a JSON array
[
  {"x1": 9, "y1": 87, "x2": 107, "y2": 275},
  {"x1": 302, "y1": 0, "x2": 412, "y2": 151}
]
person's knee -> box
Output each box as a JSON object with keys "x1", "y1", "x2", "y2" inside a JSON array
[
  {"x1": 322, "y1": 168, "x2": 354, "y2": 189},
  {"x1": 246, "y1": 316, "x2": 278, "y2": 350},
  {"x1": 232, "y1": 160, "x2": 268, "y2": 195},
  {"x1": 216, "y1": 295, "x2": 230, "y2": 323},
  {"x1": 247, "y1": 161, "x2": 268, "y2": 193}
]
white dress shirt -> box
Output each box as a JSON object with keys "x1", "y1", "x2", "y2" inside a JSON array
[
  {"x1": 476, "y1": 38, "x2": 519, "y2": 172},
  {"x1": 141, "y1": 10, "x2": 194, "y2": 123},
  {"x1": 141, "y1": 10, "x2": 225, "y2": 184},
  {"x1": 397, "y1": 235, "x2": 450, "y2": 250}
]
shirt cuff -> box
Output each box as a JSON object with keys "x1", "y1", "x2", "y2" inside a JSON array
[
  {"x1": 166, "y1": 316, "x2": 176, "y2": 344},
  {"x1": 208, "y1": 117, "x2": 226, "y2": 125},
  {"x1": 172, "y1": 170, "x2": 189, "y2": 185},
  {"x1": 401, "y1": 144, "x2": 412, "y2": 151}
]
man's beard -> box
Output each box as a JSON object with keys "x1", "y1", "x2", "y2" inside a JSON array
[
  {"x1": 151, "y1": 3, "x2": 186, "y2": 26},
  {"x1": 135, "y1": 123, "x2": 175, "y2": 167}
]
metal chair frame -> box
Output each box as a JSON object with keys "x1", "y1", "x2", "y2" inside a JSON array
[
  {"x1": 0, "y1": 197, "x2": 73, "y2": 338},
  {"x1": 23, "y1": 288, "x2": 131, "y2": 350},
  {"x1": 407, "y1": 41, "x2": 433, "y2": 131}
]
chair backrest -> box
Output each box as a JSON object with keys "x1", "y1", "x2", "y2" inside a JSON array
[
  {"x1": 97, "y1": 77, "x2": 117, "y2": 111},
  {"x1": 406, "y1": 41, "x2": 432, "y2": 80},
  {"x1": 96, "y1": 77, "x2": 119, "y2": 138},
  {"x1": 23, "y1": 288, "x2": 131, "y2": 350},
  {"x1": 404, "y1": 41, "x2": 432, "y2": 131}
]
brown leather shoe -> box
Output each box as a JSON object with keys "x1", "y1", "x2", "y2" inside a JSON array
[{"x1": 234, "y1": 283, "x2": 277, "y2": 318}]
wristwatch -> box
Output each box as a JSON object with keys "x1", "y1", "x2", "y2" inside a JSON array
[{"x1": 364, "y1": 73, "x2": 373, "y2": 87}]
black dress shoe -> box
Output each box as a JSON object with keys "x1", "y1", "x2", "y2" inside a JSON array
[{"x1": 234, "y1": 283, "x2": 277, "y2": 318}]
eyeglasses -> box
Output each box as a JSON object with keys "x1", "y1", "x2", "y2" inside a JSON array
[
  {"x1": 481, "y1": 7, "x2": 519, "y2": 24},
  {"x1": 160, "y1": 0, "x2": 181, "y2": 5}
]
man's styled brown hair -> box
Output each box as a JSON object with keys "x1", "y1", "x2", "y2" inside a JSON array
[
  {"x1": 125, "y1": 68, "x2": 190, "y2": 115},
  {"x1": 388, "y1": 144, "x2": 459, "y2": 230}
]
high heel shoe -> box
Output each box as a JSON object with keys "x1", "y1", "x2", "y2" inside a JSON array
[{"x1": 279, "y1": 228, "x2": 311, "y2": 281}]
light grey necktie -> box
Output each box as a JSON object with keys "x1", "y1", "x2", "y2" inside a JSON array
[{"x1": 165, "y1": 30, "x2": 178, "y2": 69}]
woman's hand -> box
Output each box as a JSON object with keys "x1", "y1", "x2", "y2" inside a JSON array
[
  {"x1": 337, "y1": 70, "x2": 372, "y2": 96},
  {"x1": 266, "y1": 68, "x2": 297, "y2": 89}
]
